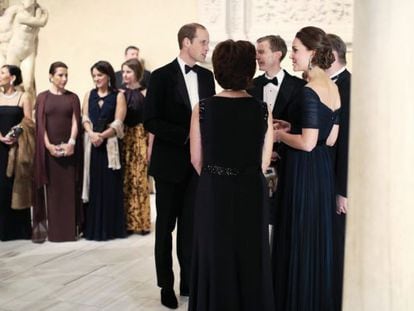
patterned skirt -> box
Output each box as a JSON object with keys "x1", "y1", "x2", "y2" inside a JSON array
[{"x1": 122, "y1": 124, "x2": 151, "y2": 232}]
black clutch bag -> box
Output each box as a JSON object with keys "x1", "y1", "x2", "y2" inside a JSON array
[
  {"x1": 264, "y1": 167, "x2": 278, "y2": 198},
  {"x1": 93, "y1": 118, "x2": 108, "y2": 133},
  {"x1": 6, "y1": 125, "x2": 23, "y2": 139}
]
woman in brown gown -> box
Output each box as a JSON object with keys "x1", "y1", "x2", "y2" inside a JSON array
[
  {"x1": 33, "y1": 62, "x2": 82, "y2": 242},
  {"x1": 120, "y1": 58, "x2": 151, "y2": 234}
]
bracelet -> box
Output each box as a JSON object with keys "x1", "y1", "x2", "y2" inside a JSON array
[{"x1": 68, "y1": 138, "x2": 76, "y2": 145}]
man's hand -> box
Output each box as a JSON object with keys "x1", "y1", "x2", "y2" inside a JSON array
[{"x1": 336, "y1": 194, "x2": 348, "y2": 215}]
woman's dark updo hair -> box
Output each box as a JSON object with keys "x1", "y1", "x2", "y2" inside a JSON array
[
  {"x1": 295, "y1": 26, "x2": 334, "y2": 70},
  {"x1": 90, "y1": 60, "x2": 117, "y2": 92},
  {"x1": 2, "y1": 65, "x2": 22, "y2": 86},
  {"x1": 212, "y1": 39, "x2": 256, "y2": 90},
  {"x1": 49, "y1": 61, "x2": 68, "y2": 75}
]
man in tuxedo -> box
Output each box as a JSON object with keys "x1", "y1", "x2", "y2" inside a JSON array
[
  {"x1": 248, "y1": 35, "x2": 305, "y2": 230},
  {"x1": 115, "y1": 45, "x2": 151, "y2": 89},
  {"x1": 144, "y1": 23, "x2": 215, "y2": 309},
  {"x1": 326, "y1": 33, "x2": 351, "y2": 311}
]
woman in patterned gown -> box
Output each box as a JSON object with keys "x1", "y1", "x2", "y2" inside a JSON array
[
  {"x1": 33, "y1": 61, "x2": 82, "y2": 242},
  {"x1": 272, "y1": 26, "x2": 341, "y2": 311},
  {"x1": 0, "y1": 65, "x2": 32, "y2": 241},
  {"x1": 82, "y1": 60, "x2": 127, "y2": 241},
  {"x1": 120, "y1": 58, "x2": 151, "y2": 234}
]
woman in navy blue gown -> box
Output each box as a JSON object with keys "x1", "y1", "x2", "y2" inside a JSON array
[
  {"x1": 272, "y1": 26, "x2": 341, "y2": 311},
  {"x1": 82, "y1": 61, "x2": 127, "y2": 241},
  {"x1": 189, "y1": 40, "x2": 274, "y2": 311}
]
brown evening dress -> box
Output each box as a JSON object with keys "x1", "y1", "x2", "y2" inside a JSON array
[{"x1": 43, "y1": 92, "x2": 78, "y2": 241}]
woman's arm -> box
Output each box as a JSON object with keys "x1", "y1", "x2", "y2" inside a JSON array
[
  {"x1": 275, "y1": 128, "x2": 319, "y2": 152},
  {"x1": 326, "y1": 124, "x2": 339, "y2": 147},
  {"x1": 99, "y1": 92, "x2": 126, "y2": 139},
  {"x1": 60, "y1": 112, "x2": 78, "y2": 156},
  {"x1": 147, "y1": 133, "x2": 154, "y2": 163},
  {"x1": 21, "y1": 92, "x2": 33, "y2": 120},
  {"x1": 190, "y1": 104, "x2": 202, "y2": 175},
  {"x1": 82, "y1": 91, "x2": 102, "y2": 147},
  {"x1": 261, "y1": 113, "x2": 273, "y2": 172}
]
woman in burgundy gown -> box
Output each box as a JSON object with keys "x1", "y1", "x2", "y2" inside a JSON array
[{"x1": 33, "y1": 62, "x2": 82, "y2": 242}]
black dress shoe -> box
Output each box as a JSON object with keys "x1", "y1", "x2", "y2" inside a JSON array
[
  {"x1": 161, "y1": 288, "x2": 178, "y2": 309},
  {"x1": 180, "y1": 282, "x2": 189, "y2": 297},
  {"x1": 180, "y1": 289, "x2": 189, "y2": 297}
]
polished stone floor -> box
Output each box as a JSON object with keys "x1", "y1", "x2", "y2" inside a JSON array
[{"x1": 0, "y1": 196, "x2": 188, "y2": 310}]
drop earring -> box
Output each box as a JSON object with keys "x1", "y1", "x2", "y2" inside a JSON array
[{"x1": 307, "y1": 57, "x2": 313, "y2": 71}]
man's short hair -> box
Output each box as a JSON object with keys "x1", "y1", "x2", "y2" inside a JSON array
[
  {"x1": 257, "y1": 35, "x2": 287, "y2": 61},
  {"x1": 327, "y1": 34, "x2": 347, "y2": 65},
  {"x1": 124, "y1": 45, "x2": 139, "y2": 55},
  {"x1": 177, "y1": 23, "x2": 206, "y2": 49}
]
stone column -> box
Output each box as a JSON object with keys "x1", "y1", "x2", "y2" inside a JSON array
[{"x1": 343, "y1": 1, "x2": 414, "y2": 310}]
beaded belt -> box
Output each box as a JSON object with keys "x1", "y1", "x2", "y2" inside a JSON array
[{"x1": 203, "y1": 164, "x2": 259, "y2": 176}]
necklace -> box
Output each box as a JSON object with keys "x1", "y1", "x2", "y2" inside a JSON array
[{"x1": 1, "y1": 91, "x2": 18, "y2": 99}]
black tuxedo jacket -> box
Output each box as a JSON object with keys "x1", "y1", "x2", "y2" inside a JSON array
[
  {"x1": 115, "y1": 69, "x2": 151, "y2": 89},
  {"x1": 331, "y1": 69, "x2": 351, "y2": 197},
  {"x1": 248, "y1": 70, "x2": 305, "y2": 166},
  {"x1": 248, "y1": 70, "x2": 305, "y2": 121},
  {"x1": 144, "y1": 59, "x2": 215, "y2": 182}
]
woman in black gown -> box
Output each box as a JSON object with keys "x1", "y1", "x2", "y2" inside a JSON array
[
  {"x1": 272, "y1": 26, "x2": 341, "y2": 311},
  {"x1": 0, "y1": 65, "x2": 33, "y2": 241},
  {"x1": 189, "y1": 40, "x2": 274, "y2": 311},
  {"x1": 82, "y1": 61, "x2": 127, "y2": 241}
]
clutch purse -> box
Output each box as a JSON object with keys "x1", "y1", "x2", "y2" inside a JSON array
[
  {"x1": 264, "y1": 167, "x2": 278, "y2": 198},
  {"x1": 6, "y1": 125, "x2": 23, "y2": 139},
  {"x1": 93, "y1": 118, "x2": 108, "y2": 133}
]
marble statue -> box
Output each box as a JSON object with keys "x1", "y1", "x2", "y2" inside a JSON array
[{"x1": 0, "y1": 0, "x2": 48, "y2": 96}]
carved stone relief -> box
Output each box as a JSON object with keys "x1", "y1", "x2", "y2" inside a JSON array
[{"x1": 199, "y1": 0, "x2": 353, "y2": 49}]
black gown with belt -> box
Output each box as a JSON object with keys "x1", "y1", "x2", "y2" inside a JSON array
[
  {"x1": 189, "y1": 96, "x2": 274, "y2": 311},
  {"x1": 272, "y1": 87, "x2": 340, "y2": 311}
]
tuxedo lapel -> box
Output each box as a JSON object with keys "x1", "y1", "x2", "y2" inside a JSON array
[
  {"x1": 335, "y1": 69, "x2": 350, "y2": 85},
  {"x1": 197, "y1": 70, "x2": 210, "y2": 100},
  {"x1": 172, "y1": 60, "x2": 192, "y2": 111},
  {"x1": 273, "y1": 71, "x2": 294, "y2": 118},
  {"x1": 254, "y1": 74, "x2": 266, "y2": 101}
]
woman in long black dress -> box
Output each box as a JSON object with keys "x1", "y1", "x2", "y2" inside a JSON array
[
  {"x1": 272, "y1": 26, "x2": 341, "y2": 311},
  {"x1": 82, "y1": 61, "x2": 127, "y2": 241},
  {"x1": 33, "y1": 61, "x2": 82, "y2": 242},
  {"x1": 0, "y1": 65, "x2": 32, "y2": 241},
  {"x1": 189, "y1": 40, "x2": 274, "y2": 311}
]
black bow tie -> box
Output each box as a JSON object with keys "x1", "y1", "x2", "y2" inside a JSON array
[
  {"x1": 331, "y1": 75, "x2": 339, "y2": 81},
  {"x1": 264, "y1": 77, "x2": 278, "y2": 86},
  {"x1": 185, "y1": 64, "x2": 198, "y2": 74}
]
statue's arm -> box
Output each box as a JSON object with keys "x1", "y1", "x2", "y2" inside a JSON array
[{"x1": 17, "y1": 8, "x2": 49, "y2": 27}]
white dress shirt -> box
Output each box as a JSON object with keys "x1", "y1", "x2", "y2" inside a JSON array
[
  {"x1": 177, "y1": 57, "x2": 199, "y2": 110},
  {"x1": 263, "y1": 69, "x2": 285, "y2": 112},
  {"x1": 329, "y1": 66, "x2": 346, "y2": 82}
]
